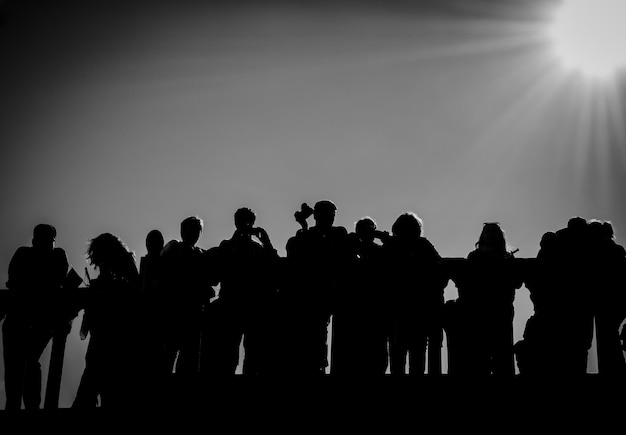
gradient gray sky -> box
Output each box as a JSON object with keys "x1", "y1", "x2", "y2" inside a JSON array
[{"x1": 1, "y1": 0, "x2": 625, "y2": 405}]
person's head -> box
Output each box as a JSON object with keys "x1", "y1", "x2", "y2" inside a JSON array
[
  {"x1": 391, "y1": 212, "x2": 422, "y2": 239},
  {"x1": 567, "y1": 216, "x2": 588, "y2": 234},
  {"x1": 87, "y1": 232, "x2": 132, "y2": 271},
  {"x1": 234, "y1": 207, "x2": 256, "y2": 232},
  {"x1": 476, "y1": 222, "x2": 507, "y2": 254},
  {"x1": 539, "y1": 231, "x2": 557, "y2": 250},
  {"x1": 146, "y1": 229, "x2": 164, "y2": 256},
  {"x1": 355, "y1": 217, "x2": 377, "y2": 243},
  {"x1": 588, "y1": 219, "x2": 605, "y2": 240},
  {"x1": 601, "y1": 221, "x2": 615, "y2": 240},
  {"x1": 313, "y1": 200, "x2": 337, "y2": 229},
  {"x1": 180, "y1": 216, "x2": 203, "y2": 247},
  {"x1": 32, "y1": 223, "x2": 56, "y2": 252}
]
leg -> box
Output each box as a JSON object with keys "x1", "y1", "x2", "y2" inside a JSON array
[
  {"x1": 2, "y1": 321, "x2": 27, "y2": 410},
  {"x1": 408, "y1": 329, "x2": 427, "y2": 376},
  {"x1": 389, "y1": 319, "x2": 409, "y2": 375},
  {"x1": 427, "y1": 328, "x2": 443, "y2": 375},
  {"x1": 23, "y1": 326, "x2": 54, "y2": 410},
  {"x1": 73, "y1": 336, "x2": 101, "y2": 409}
]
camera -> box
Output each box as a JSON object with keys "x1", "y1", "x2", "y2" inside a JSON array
[{"x1": 294, "y1": 203, "x2": 314, "y2": 222}]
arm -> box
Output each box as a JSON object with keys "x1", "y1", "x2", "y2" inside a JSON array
[
  {"x1": 255, "y1": 227, "x2": 279, "y2": 257},
  {"x1": 54, "y1": 248, "x2": 70, "y2": 289},
  {"x1": 79, "y1": 311, "x2": 90, "y2": 340},
  {"x1": 294, "y1": 203, "x2": 313, "y2": 232},
  {"x1": 6, "y1": 247, "x2": 29, "y2": 290}
]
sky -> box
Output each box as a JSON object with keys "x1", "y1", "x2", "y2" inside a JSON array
[{"x1": 1, "y1": 0, "x2": 625, "y2": 407}]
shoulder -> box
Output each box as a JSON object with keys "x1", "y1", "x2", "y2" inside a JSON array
[
  {"x1": 332, "y1": 226, "x2": 348, "y2": 236},
  {"x1": 418, "y1": 237, "x2": 440, "y2": 255},
  {"x1": 12, "y1": 246, "x2": 32, "y2": 257},
  {"x1": 161, "y1": 240, "x2": 180, "y2": 256},
  {"x1": 52, "y1": 247, "x2": 69, "y2": 260},
  {"x1": 418, "y1": 237, "x2": 436, "y2": 249},
  {"x1": 204, "y1": 246, "x2": 222, "y2": 261},
  {"x1": 381, "y1": 237, "x2": 398, "y2": 251},
  {"x1": 329, "y1": 226, "x2": 349, "y2": 242},
  {"x1": 611, "y1": 242, "x2": 626, "y2": 257},
  {"x1": 467, "y1": 249, "x2": 479, "y2": 260},
  {"x1": 206, "y1": 245, "x2": 221, "y2": 255},
  {"x1": 8, "y1": 246, "x2": 34, "y2": 265},
  {"x1": 8, "y1": 247, "x2": 31, "y2": 272},
  {"x1": 218, "y1": 239, "x2": 233, "y2": 250}
]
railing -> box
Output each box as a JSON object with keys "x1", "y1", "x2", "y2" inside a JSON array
[{"x1": 0, "y1": 257, "x2": 539, "y2": 409}]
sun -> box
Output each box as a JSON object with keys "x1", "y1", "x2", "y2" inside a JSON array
[{"x1": 549, "y1": 0, "x2": 626, "y2": 79}]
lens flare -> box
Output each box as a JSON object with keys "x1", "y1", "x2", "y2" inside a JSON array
[{"x1": 549, "y1": 0, "x2": 626, "y2": 78}]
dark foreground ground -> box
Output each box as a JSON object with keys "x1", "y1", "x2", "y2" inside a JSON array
[{"x1": 1, "y1": 375, "x2": 624, "y2": 431}]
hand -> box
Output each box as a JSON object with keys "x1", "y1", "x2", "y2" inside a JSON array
[
  {"x1": 294, "y1": 213, "x2": 309, "y2": 231},
  {"x1": 254, "y1": 227, "x2": 271, "y2": 247}
]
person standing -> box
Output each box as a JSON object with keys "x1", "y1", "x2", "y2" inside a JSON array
[
  {"x1": 207, "y1": 208, "x2": 279, "y2": 375},
  {"x1": 72, "y1": 233, "x2": 139, "y2": 409},
  {"x1": 284, "y1": 200, "x2": 352, "y2": 375},
  {"x1": 383, "y1": 212, "x2": 448, "y2": 375},
  {"x1": 331, "y1": 217, "x2": 390, "y2": 376},
  {"x1": 160, "y1": 216, "x2": 215, "y2": 376},
  {"x1": 3, "y1": 224, "x2": 69, "y2": 410},
  {"x1": 454, "y1": 223, "x2": 523, "y2": 376}
]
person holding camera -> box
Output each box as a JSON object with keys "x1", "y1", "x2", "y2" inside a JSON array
[
  {"x1": 284, "y1": 200, "x2": 352, "y2": 375},
  {"x1": 205, "y1": 207, "x2": 280, "y2": 375},
  {"x1": 331, "y1": 217, "x2": 391, "y2": 376}
]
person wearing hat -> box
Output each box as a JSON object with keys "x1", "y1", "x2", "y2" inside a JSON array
[{"x1": 283, "y1": 200, "x2": 352, "y2": 375}]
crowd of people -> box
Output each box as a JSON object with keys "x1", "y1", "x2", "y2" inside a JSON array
[{"x1": 2, "y1": 201, "x2": 626, "y2": 410}]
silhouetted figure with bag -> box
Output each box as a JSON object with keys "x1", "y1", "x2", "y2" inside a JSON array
[
  {"x1": 160, "y1": 216, "x2": 215, "y2": 376},
  {"x1": 284, "y1": 200, "x2": 351, "y2": 375},
  {"x1": 382, "y1": 212, "x2": 448, "y2": 375},
  {"x1": 3, "y1": 224, "x2": 69, "y2": 410},
  {"x1": 72, "y1": 233, "x2": 139, "y2": 409},
  {"x1": 331, "y1": 217, "x2": 390, "y2": 376},
  {"x1": 453, "y1": 223, "x2": 522, "y2": 376},
  {"x1": 207, "y1": 208, "x2": 280, "y2": 375}
]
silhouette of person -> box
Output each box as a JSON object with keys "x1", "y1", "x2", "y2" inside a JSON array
[
  {"x1": 453, "y1": 222, "x2": 522, "y2": 376},
  {"x1": 140, "y1": 230, "x2": 165, "y2": 294},
  {"x1": 587, "y1": 220, "x2": 626, "y2": 375},
  {"x1": 552, "y1": 217, "x2": 595, "y2": 374},
  {"x1": 331, "y1": 217, "x2": 390, "y2": 376},
  {"x1": 382, "y1": 212, "x2": 448, "y2": 375},
  {"x1": 72, "y1": 233, "x2": 139, "y2": 409},
  {"x1": 207, "y1": 208, "x2": 280, "y2": 375},
  {"x1": 137, "y1": 230, "x2": 168, "y2": 377},
  {"x1": 3, "y1": 224, "x2": 69, "y2": 410},
  {"x1": 515, "y1": 231, "x2": 560, "y2": 375},
  {"x1": 284, "y1": 200, "x2": 352, "y2": 375},
  {"x1": 160, "y1": 216, "x2": 215, "y2": 376}
]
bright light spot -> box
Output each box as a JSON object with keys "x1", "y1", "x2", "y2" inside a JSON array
[{"x1": 549, "y1": 0, "x2": 626, "y2": 78}]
